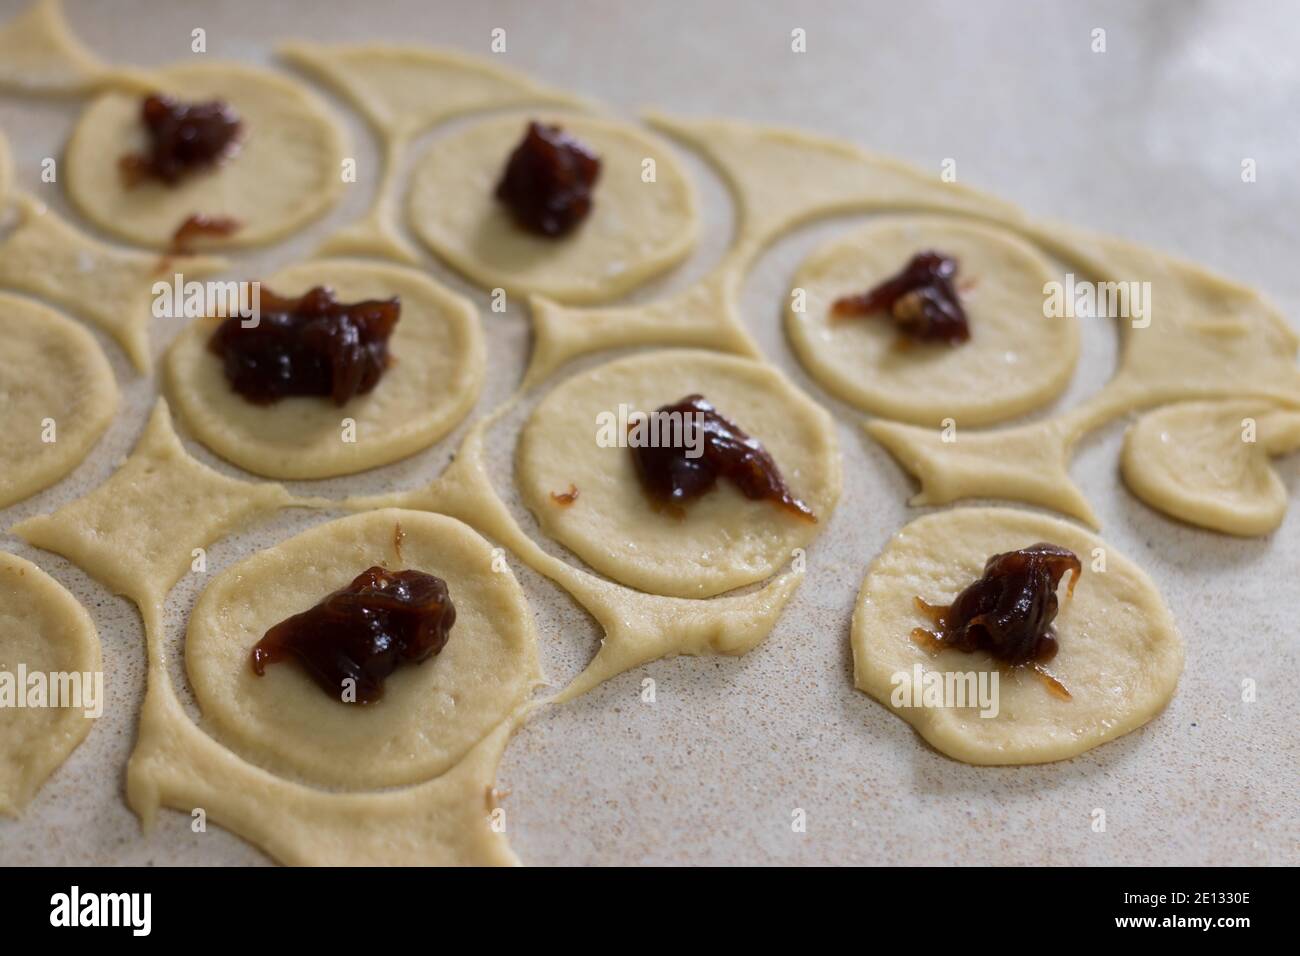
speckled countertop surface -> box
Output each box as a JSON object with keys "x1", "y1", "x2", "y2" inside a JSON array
[{"x1": 0, "y1": 0, "x2": 1296, "y2": 866}]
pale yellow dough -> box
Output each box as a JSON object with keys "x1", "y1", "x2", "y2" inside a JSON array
[
  {"x1": 185, "y1": 509, "x2": 541, "y2": 790},
  {"x1": 166, "y1": 259, "x2": 483, "y2": 479},
  {"x1": 0, "y1": 552, "x2": 102, "y2": 816},
  {"x1": 788, "y1": 216, "x2": 1078, "y2": 426},
  {"x1": 0, "y1": 292, "x2": 117, "y2": 508},
  {"x1": 853, "y1": 508, "x2": 1183, "y2": 765},
  {"x1": 65, "y1": 61, "x2": 345, "y2": 249},
  {"x1": 516, "y1": 350, "x2": 840, "y2": 598},
  {"x1": 409, "y1": 113, "x2": 698, "y2": 303},
  {"x1": 1122, "y1": 400, "x2": 1300, "y2": 536}
]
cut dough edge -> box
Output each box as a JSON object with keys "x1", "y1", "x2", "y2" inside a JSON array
[
  {"x1": 0, "y1": 289, "x2": 118, "y2": 509},
  {"x1": 0, "y1": 550, "x2": 102, "y2": 816}
]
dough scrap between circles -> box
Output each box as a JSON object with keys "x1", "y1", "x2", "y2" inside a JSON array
[
  {"x1": 1122, "y1": 400, "x2": 1300, "y2": 536},
  {"x1": 516, "y1": 349, "x2": 841, "y2": 598},
  {"x1": 166, "y1": 259, "x2": 484, "y2": 480},
  {"x1": 787, "y1": 216, "x2": 1079, "y2": 427},
  {"x1": 64, "y1": 61, "x2": 345, "y2": 249},
  {"x1": 0, "y1": 552, "x2": 102, "y2": 816},
  {"x1": 0, "y1": 292, "x2": 117, "y2": 509},
  {"x1": 408, "y1": 113, "x2": 698, "y2": 303},
  {"x1": 185, "y1": 509, "x2": 541, "y2": 791},
  {"x1": 852, "y1": 508, "x2": 1183, "y2": 765},
  {"x1": 12, "y1": 400, "x2": 292, "y2": 609}
]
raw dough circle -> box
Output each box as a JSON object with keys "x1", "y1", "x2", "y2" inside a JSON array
[
  {"x1": 166, "y1": 259, "x2": 484, "y2": 479},
  {"x1": 0, "y1": 293, "x2": 117, "y2": 508},
  {"x1": 786, "y1": 216, "x2": 1079, "y2": 427},
  {"x1": 1122, "y1": 400, "x2": 1300, "y2": 536},
  {"x1": 516, "y1": 349, "x2": 841, "y2": 598},
  {"x1": 852, "y1": 508, "x2": 1183, "y2": 764},
  {"x1": 65, "y1": 62, "x2": 345, "y2": 249},
  {"x1": 0, "y1": 552, "x2": 102, "y2": 815},
  {"x1": 408, "y1": 113, "x2": 698, "y2": 303},
  {"x1": 185, "y1": 509, "x2": 541, "y2": 790}
]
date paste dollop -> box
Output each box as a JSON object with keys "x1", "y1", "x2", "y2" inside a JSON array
[
  {"x1": 832, "y1": 250, "x2": 970, "y2": 344},
  {"x1": 121, "y1": 93, "x2": 243, "y2": 186},
  {"x1": 495, "y1": 121, "x2": 601, "y2": 237},
  {"x1": 915, "y1": 543, "x2": 1081, "y2": 666},
  {"x1": 251, "y1": 566, "x2": 456, "y2": 705},
  {"x1": 630, "y1": 394, "x2": 815, "y2": 521},
  {"x1": 208, "y1": 286, "x2": 400, "y2": 405}
]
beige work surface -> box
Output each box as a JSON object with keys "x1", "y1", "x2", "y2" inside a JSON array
[{"x1": 0, "y1": 0, "x2": 1296, "y2": 866}]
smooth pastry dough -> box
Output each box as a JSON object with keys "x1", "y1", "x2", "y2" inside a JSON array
[
  {"x1": 65, "y1": 61, "x2": 345, "y2": 249},
  {"x1": 166, "y1": 259, "x2": 484, "y2": 479},
  {"x1": 0, "y1": 292, "x2": 117, "y2": 508},
  {"x1": 1122, "y1": 400, "x2": 1300, "y2": 536},
  {"x1": 409, "y1": 113, "x2": 698, "y2": 303},
  {"x1": 787, "y1": 216, "x2": 1079, "y2": 427},
  {"x1": 852, "y1": 508, "x2": 1184, "y2": 765},
  {"x1": 516, "y1": 349, "x2": 840, "y2": 598},
  {"x1": 184, "y1": 509, "x2": 542, "y2": 790},
  {"x1": 0, "y1": 552, "x2": 102, "y2": 816}
]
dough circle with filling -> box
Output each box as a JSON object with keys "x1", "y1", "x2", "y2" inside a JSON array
[
  {"x1": 185, "y1": 509, "x2": 541, "y2": 790},
  {"x1": 0, "y1": 292, "x2": 117, "y2": 508},
  {"x1": 0, "y1": 552, "x2": 102, "y2": 815},
  {"x1": 65, "y1": 62, "x2": 345, "y2": 249},
  {"x1": 516, "y1": 349, "x2": 841, "y2": 598},
  {"x1": 787, "y1": 216, "x2": 1079, "y2": 427},
  {"x1": 852, "y1": 507, "x2": 1183, "y2": 764},
  {"x1": 408, "y1": 113, "x2": 698, "y2": 303},
  {"x1": 166, "y1": 259, "x2": 483, "y2": 479}
]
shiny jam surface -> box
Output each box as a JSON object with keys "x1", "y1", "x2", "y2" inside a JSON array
[
  {"x1": 207, "y1": 286, "x2": 400, "y2": 406},
  {"x1": 495, "y1": 121, "x2": 601, "y2": 237},
  {"x1": 630, "y1": 394, "x2": 815, "y2": 521},
  {"x1": 121, "y1": 93, "x2": 243, "y2": 186},
  {"x1": 831, "y1": 250, "x2": 970, "y2": 344},
  {"x1": 250, "y1": 566, "x2": 455, "y2": 705},
  {"x1": 912, "y1": 543, "x2": 1080, "y2": 700}
]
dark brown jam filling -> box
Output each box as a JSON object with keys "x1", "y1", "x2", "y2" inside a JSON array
[
  {"x1": 121, "y1": 93, "x2": 243, "y2": 186},
  {"x1": 208, "y1": 286, "x2": 400, "y2": 406},
  {"x1": 913, "y1": 543, "x2": 1081, "y2": 699},
  {"x1": 171, "y1": 213, "x2": 241, "y2": 253},
  {"x1": 831, "y1": 250, "x2": 970, "y2": 344},
  {"x1": 251, "y1": 566, "x2": 455, "y2": 705},
  {"x1": 495, "y1": 121, "x2": 601, "y2": 237},
  {"x1": 630, "y1": 394, "x2": 816, "y2": 521}
]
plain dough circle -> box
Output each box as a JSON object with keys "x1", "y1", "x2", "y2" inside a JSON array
[
  {"x1": 1122, "y1": 400, "x2": 1300, "y2": 536},
  {"x1": 185, "y1": 509, "x2": 541, "y2": 790},
  {"x1": 166, "y1": 259, "x2": 484, "y2": 479},
  {"x1": 0, "y1": 552, "x2": 102, "y2": 815},
  {"x1": 408, "y1": 113, "x2": 698, "y2": 303},
  {"x1": 517, "y1": 349, "x2": 841, "y2": 598},
  {"x1": 0, "y1": 292, "x2": 118, "y2": 508},
  {"x1": 787, "y1": 216, "x2": 1079, "y2": 427},
  {"x1": 65, "y1": 61, "x2": 345, "y2": 249},
  {"x1": 852, "y1": 507, "x2": 1183, "y2": 764}
]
